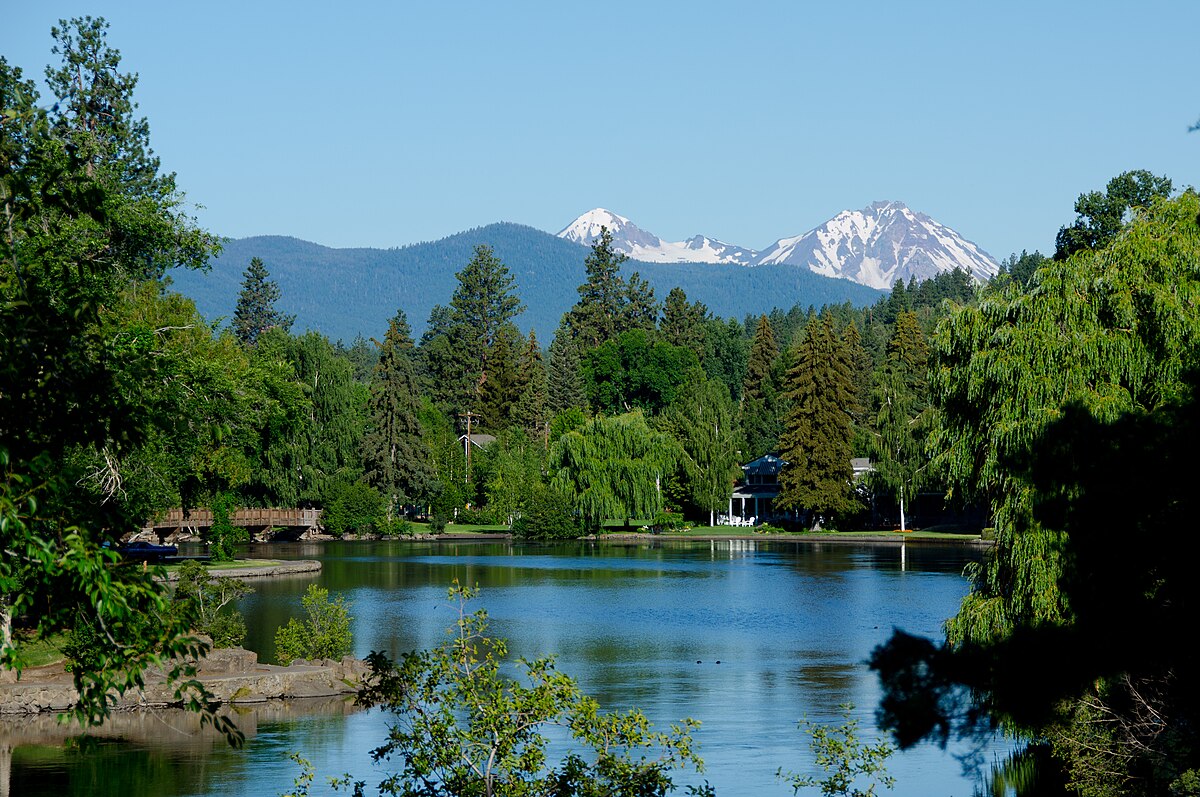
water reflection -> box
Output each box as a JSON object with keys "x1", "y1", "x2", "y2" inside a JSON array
[{"x1": 8, "y1": 539, "x2": 999, "y2": 796}]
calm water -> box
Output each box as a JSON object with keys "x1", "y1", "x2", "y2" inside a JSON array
[{"x1": 4, "y1": 539, "x2": 1007, "y2": 796}]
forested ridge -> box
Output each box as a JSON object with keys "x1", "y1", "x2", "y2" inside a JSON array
[
  {"x1": 167, "y1": 223, "x2": 884, "y2": 343},
  {"x1": 5, "y1": 17, "x2": 1200, "y2": 796}
]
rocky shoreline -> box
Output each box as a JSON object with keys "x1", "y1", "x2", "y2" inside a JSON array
[{"x1": 0, "y1": 646, "x2": 368, "y2": 715}]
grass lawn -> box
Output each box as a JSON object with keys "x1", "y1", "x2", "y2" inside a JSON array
[
  {"x1": 629, "y1": 525, "x2": 983, "y2": 540},
  {"x1": 16, "y1": 630, "x2": 67, "y2": 668},
  {"x1": 160, "y1": 558, "x2": 285, "y2": 575}
]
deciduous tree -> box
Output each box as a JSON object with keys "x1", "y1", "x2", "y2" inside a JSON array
[{"x1": 550, "y1": 410, "x2": 679, "y2": 531}]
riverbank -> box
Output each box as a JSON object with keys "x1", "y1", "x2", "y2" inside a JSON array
[
  {"x1": 167, "y1": 559, "x2": 323, "y2": 580},
  {"x1": 0, "y1": 646, "x2": 367, "y2": 715}
]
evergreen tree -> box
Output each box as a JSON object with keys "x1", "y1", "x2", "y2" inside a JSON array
[
  {"x1": 512, "y1": 330, "x2": 549, "y2": 442},
  {"x1": 362, "y1": 311, "x2": 433, "y2": 518},
  {"x1": 448, "y1": 245, "x2": 525, "y2": 415},
  {"x1": 701, "y1": 317, "x2": 748, "y2": 402},
  {"x1": 661, "y1": 287, "x2": 708, "y2": 358},
  {"x1": 337, "y1": 334, "x2": 380, "y2": 383},
  {"x1": 547, "y1": 325, "x2": 587, "y2": 415},
  {"x1": 623, "y1": 271, "x2": 659, "y2": 333},
  {"x1": 741, "y1": 315, "x2": 783, "y2": 456},
  {"x1": 843, "y1": 319, "x2": 875, "y2": 453},
  {"x1": 477, "y1": 322, "x2": 524, "y2": 432},
  {"x1": 566, "y1": 226, "x2": 629, "y2": 348},
  {"x1": 417, "y1": 304, "x2": 465, "y2": 411},
  {"x1": 231, "y1": 257, "x2": 294, "y2": 346},
  {"x1": 778, "y1": 316, "x2": 858, "y2": 528},
  {"x1": 870, "y1": 311, "x2": 929, "y2": 531}
]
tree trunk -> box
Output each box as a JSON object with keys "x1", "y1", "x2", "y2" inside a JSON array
[{"x1": 899, "y1": 485, "x2": 907, "y2": 533}]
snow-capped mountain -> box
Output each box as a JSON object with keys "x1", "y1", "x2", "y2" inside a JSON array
[
  {"x1": 557, "y1": 203, "x2": 999, "y2": 289},
  {"x1": 557, "y1": 208, "x2": 757, "y2": 265},
  {"x1": 757, "y1": 201, "x2": 999, "y2": 289}
]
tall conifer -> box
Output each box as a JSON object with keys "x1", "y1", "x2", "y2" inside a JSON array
[
  {"x1": 232, "y1": 257, "x2": 294, "y2": 346},
  {"x1": 363, "y1": 311, "x2": 433, "y2": 517},
  {"x1": 741, "y1": 315, "x2": 783, "y2": 456},
  {"x1": 777, "y1": 315, "x2": 858, "y2": 528}
]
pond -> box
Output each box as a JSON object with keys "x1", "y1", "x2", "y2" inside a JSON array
[{"x1": 4, "y1": 538, "x2": 1007, "y2": 796}]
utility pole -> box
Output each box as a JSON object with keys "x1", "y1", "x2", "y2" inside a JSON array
[{"x1": 459, "y1": 410, "x2": 480, "y2": 483}]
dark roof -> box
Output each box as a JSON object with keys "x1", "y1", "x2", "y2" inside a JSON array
[
  {"x1": 731, "y1": 483, "x2": 781, "y2": 499},
  {"x1": 742, "y1": 454, "x2": 787, "y2": 476}
]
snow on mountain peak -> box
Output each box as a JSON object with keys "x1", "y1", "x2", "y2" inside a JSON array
[
  {"x1": 756, "y1": 201, "x2": 999, "y2": 289},
  {"x1": 556, "y1": 209, "x2": 756, "y2": 265},
  {"x1": 556, "y1": 203, "x2": 998, "y2": 287}
]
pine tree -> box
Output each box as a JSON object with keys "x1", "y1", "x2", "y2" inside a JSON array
[
  {"x1": 231, "y1": 257, "x2": 294, "y2": 346},
  {"x1": 661, "y1": 287, "x2": 707, "y2": 358},
  {"x1": 871, "y1": 311, "x2": 929, "y2": 531},
  {"x1": 547, "y1": 325, "x2": 587, "y2": 414},
  {"x1": 363, "y1": 311, "x2": 433, "y2": 517},
  {"x1": 842, "y1": 320, "x2": 875, "y2": 451},
  {"x1": 778, "y1": 315, "x2": 858, "y2": 528},
  {"x1": 566, "y1": 227, "x2": 629, "y2": 348},
  {"x1": 477, "y1": 323, "x2": 524, "y2": 432},
  {"x1": 623, "y1": 271, "x2": 659, "y2": 333},
  {"x1": 741, "y1": 315, "x2": 783, "y2": 456},
  {"x1": 448, "y1": 245, "x2": 525, "y2": 415},
  {"x1": 512, "y1": 330, "x2": 549, "y2": 442}
]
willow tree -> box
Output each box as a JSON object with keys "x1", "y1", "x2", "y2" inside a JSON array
[
  {"x1": 874, "y1": 192, "x2": 1200, "y2": 795},
  {"x1": 549, "y1": 410, "x2": 678, "y2": 531},
  {"x1": 660, "y1": 379, "x2": 743, "y2": 526}
]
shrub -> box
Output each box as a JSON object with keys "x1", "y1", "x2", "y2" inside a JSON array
[
  {"x1": 378, "y1": 516, "x2": 413, "y2": 538},
  {"x1": 274, "y1": 584, "x2": 353, "y2": 664},
  {"x1": 455, "y1": 506, "x2": 499, "y2": 526},
  {"x1": 171, "y1": 561, "x2": 252, "y2": 648},
  {"x1": 510, "y1": 484, "x2": 581, "y2": 540},
  {"x1": 651, "y1": 510, "x2": 685, "y2": 532},
  {"x1": 209, "y1": 491, "x2": 248, "y2": 562},
  {"x1": 356, "y1": 583, "x2": 707, "y2": 796},
  {"x1": 320, "y1": 481, "x2": 385, "y2": 537}
]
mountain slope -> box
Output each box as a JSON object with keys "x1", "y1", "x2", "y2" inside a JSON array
[
  {"x1": 757, "y1": 201, "x2": 999, "y2": 288},
  {"x1": 168, "y1": 223, "x2": 881, "y2": 344},
  {"x1": 558, "y1": 208, "x2": 757, "y2": 265},
  {"x1": 558, "y1": 204, "x2": 999, "y2": 289}
]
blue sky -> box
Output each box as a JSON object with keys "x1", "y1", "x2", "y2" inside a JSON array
[{"x1": 4, "y1": 1, "x2": 1196, "y2": 260}]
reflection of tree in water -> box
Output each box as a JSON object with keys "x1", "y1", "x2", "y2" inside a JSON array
[
  {"x1": 875, "y1": 334, "x2": 1200, "y2": 788},
  {"x1": 1, "y1": 697, "x2": 360, "y2": 797}
]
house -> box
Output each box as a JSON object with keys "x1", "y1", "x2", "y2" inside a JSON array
[
  {"x1": 458, "y1": 432, "x2": 497, "y2": 451},
  {"x1": 725, "y1": 454, "x2": 786, "y2": 525},
  {"x1": 723, "y1": 455, "x2": 875, "y2": 526}
]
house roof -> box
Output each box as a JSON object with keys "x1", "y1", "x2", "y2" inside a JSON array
[
  {"x1": 742, "y1": 454, "x2": 788, "y2": 476},
  {"x1": 458, "y1": 433, "x2": 497, "y2": 448}
]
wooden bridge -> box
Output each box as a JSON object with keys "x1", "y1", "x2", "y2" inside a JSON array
[{"x1": 142, "y1": 507, "x2": 323, "y2": 541}]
